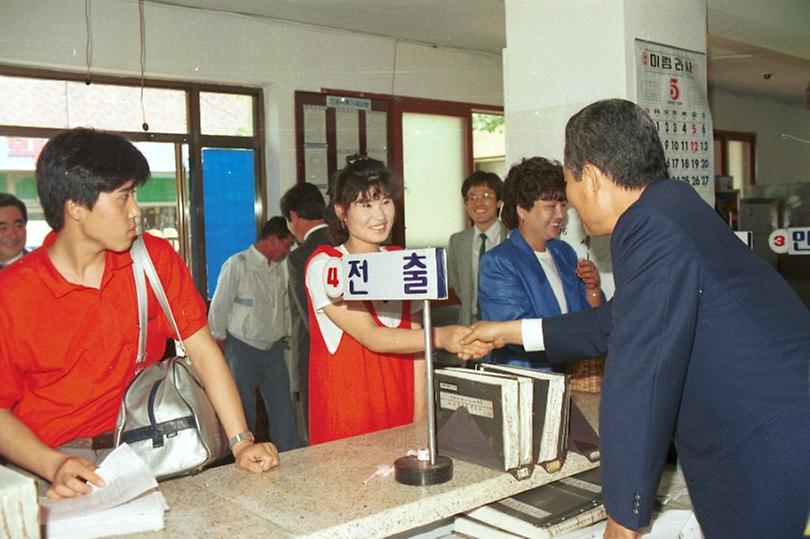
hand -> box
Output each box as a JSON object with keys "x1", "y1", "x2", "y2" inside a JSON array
[
  {"x1": 603, "y1": 516, "x2": 641, "y2": 539},
  {"x1": 233, "y1": 441, "x2": 280, "y2": 474},
  {"x1": 459, "y1": 320, "x2": 523, "y2": 349},
  {"x1": 435, "y1": 325, "x2": 492, "y2": 360},
  {"x1": 576, "y1": 258, "x2": 601, "y2": 290},
  {"x1": 46, "y1": 456, "x2": 105, "y2": 499},
  {"x1": 215, "y1": 339, "x2": 226, "y2": 353}
]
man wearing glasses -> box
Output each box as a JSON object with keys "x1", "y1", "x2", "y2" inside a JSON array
[{"x1": 446, "y1": 171, "x2": 507, "y2": 325}]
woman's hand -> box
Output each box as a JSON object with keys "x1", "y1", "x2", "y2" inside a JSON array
[
  {"x1": 233, "y1": 441, "x2": 280, "y2": 474},
  {"x1": 576, "y1": 258, "x2": 601, "y2": 290}
]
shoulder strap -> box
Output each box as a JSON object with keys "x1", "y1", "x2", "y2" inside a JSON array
[{"x1": 131, "y1": 236, "x2": 186, "y2": 373}]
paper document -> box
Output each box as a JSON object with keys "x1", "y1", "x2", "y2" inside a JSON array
[{"x1": 41, "y1": 443, "x2": 158, "y2": 521}]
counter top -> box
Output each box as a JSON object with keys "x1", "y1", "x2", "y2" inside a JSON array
[{"x1": 145, "y1": 393, "x2": 600, "y2": 538}]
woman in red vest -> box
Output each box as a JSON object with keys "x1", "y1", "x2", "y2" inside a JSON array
[{"x1": 304, "y1": 158, "x2": 487, "y2": 444}]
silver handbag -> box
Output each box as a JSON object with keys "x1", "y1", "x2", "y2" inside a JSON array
[{"x1": 114, "y1": 236, "x2": 229, "y2": 480}]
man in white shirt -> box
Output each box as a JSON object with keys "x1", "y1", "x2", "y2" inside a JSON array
[
  {"x1": 0, "y1": 194, "x2": 28, "y2": 269},
  {"x1": 446, "y1": 172, "x2": 508, "y2": 325},
  {"x1": 208, "y1": 216, "x2": 298, "y2": 451}
]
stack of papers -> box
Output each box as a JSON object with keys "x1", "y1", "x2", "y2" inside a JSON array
[{"x1": 41, "y1": 444, "x2": 169, "y2": 539}]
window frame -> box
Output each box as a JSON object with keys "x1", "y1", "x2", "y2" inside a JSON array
[{"x1": 0, "y1": 64, "x2": 266, "y2": 296}]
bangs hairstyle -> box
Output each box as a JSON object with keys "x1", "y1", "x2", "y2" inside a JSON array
[
  {"x1": 326, "y1": 157, "x2": 399, "y2": 244},
  {"x1": 36, "y1": 128, "x2": 150, "y2": 230},
  {"x1": 500, "y1": 157, "x2": 565, "y2": 230}
]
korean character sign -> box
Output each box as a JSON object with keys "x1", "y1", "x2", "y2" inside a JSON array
[
  {"x1": 789, "y1": 227, "x2": 810, "y2": 255},
  {"x1": 322, "y1": 248, "x2": 449, "y2": 301}
]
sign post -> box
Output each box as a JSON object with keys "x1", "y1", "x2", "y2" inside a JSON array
[{"x1": 324, "y1": 248, "x2": 453, "y2": 485}]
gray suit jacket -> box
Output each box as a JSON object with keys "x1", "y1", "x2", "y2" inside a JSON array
[{"x1": 446, "y1": 222, "x2": 508, "y2": 325}]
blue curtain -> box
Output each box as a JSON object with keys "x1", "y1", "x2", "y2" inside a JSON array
[{"x1": 202, "y1": 148, "x2": 256, "y2": 299}]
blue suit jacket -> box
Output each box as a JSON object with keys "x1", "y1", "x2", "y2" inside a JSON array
[
  {"x1": 542, "y1": 180, "x2": 810, "y2": 537},
  {"x1": 479, "y1": 230, "x2": 593, "y2": 366}
]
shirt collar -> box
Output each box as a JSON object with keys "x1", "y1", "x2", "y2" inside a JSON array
[
  {"x1": 303, "y1": 223, "x2": 328, "y2": 242},
  {"x1": 474, "y1": 221, "x2": 502, "y2": 243},
  {"x1": 36, "y1": 231, "x2": 134, "y2": 298}
]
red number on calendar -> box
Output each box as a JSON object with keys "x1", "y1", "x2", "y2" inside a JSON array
[{"x1": 669, "y1": 78, "x2": 680, "y2": 100}]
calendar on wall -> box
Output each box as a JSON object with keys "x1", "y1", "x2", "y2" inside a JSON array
[{"x1": 635, "y1": 39, "x2": 715, "y2": 206}]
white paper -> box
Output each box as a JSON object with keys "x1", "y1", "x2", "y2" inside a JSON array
[{"x1": 41, "y1": 443, "x2": 158, "y2": 522}]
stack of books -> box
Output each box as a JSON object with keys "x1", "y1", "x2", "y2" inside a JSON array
[
  {"x1": 435, "y1": 364, "x2": 598, "y2": 477},
  {"x1": 41, "y1": 444, "x2": 168, "y2": 539},
  {"x1": 0, "y1": 466, "x2": 39, "y2": 538},
  {"x1": 453, "y1": 468, "x2": 606, "y2": 538}
]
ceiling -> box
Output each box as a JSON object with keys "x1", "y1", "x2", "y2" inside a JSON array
[{"x1": 153, "y1": 0, "x2": 810, "y2": 108}]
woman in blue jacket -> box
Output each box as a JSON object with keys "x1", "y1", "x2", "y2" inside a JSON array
[{"x1": 479, "y1": 156, "x2": 603, "y2": 369}]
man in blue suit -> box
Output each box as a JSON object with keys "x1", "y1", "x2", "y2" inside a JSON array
[{"x1": 464, "y1": 99, "x2": 810, "y2": 538}]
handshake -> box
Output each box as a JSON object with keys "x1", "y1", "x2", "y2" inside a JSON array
[{"x1": 434, "y1": 320, "x2": 524, "y2": 360}]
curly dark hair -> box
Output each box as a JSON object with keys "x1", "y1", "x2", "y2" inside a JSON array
[
  {"x1": 500, "y1": 157, "x2": 565, "y2": 230},
  {"x1": 325, "y1": 158, "x2": 400, "y2": 244}
]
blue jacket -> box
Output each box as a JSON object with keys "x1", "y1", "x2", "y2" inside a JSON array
[
  {"x1": 542, "y1": 180, "x2": 810, "y2": 537},
  {"x1": 478, "y1": 229, "x2": 593, "y2": 366}
]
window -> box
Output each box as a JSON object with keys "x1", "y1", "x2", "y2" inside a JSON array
[
  {"x1": 295, "y1": 90, "x2": 502, "y2": 247},
  {"x1": 714, "y1": 130, "x2": 756, "y2": 192},
  {"x1": 0, "y1": 66, "x2": 265, "y2": 297}
]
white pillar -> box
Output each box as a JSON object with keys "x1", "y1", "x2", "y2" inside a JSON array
[{"x1": 502, "y1": 0, "x2": 707, "y2": 296}]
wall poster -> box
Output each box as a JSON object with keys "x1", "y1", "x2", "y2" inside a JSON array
[{"x1": 635, "y1": 39, "x2": 714, "y2": 206}]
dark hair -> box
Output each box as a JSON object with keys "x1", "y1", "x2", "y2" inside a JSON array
[
  {"x1": 564, "y1": 99, "x2": 668, "y2": 189},
  {"x1": 259, "y1": 216, "x2": 292, "y2": 241},
  {"x1": 326, "y1": 158, "x2": 399, "y2": 244},
  {"x1": 500, "y1": 157, "x2": 565, "y2": 229},
  {"x1": 35, "y1": 128, "x2": 150, "y2": 230},
  {"x1": 280, "y1": 182, "x2": 326, "y2": 220},
  {"x1": 0, "y1": 193, "x2": 27, "y2": 223},
  {"x1": 461, "y1": 171, "x2": 503, "y2": 200}
]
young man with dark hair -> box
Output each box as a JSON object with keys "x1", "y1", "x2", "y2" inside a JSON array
[
  {"x1": 279, "y1": 182, "x2": 330, "y2": 437},
  {"x1": 0, "y1": 128, "x2": 279, "y2": 499},
  {"x1": 208, "y1": 216, "x2": 299, "y2": 451},
  {"x1": 0, "y1": 193, "x2": 28, "y2": 268},
  {"x1": 465, "y1": 99, "x2": 810, "y2": 538},
  {"x1": 447, "y1": 171, "x2": 508, "y2": 325}
]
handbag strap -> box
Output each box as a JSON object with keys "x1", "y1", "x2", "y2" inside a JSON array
[{"x1": 131, "y1": 236, "x2": 187, "y2": 373}]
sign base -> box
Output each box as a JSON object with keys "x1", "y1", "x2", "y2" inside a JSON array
[{"x1": 394, "y1": 454, "x2": 453, "y2": 486}]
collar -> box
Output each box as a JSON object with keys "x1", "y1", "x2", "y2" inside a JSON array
[
  {"x1": 36, "y1": 231, "x2": 134, "y2": 298},
  {"x1": 303, "y1": 223, "x2": 328, "y2": 242},
  {"x1": 474, "y1": 221, "x2": 502, "y2": 243},
  {"x1": 0, "y1": 250, "x2": 26, "y2": 267}
]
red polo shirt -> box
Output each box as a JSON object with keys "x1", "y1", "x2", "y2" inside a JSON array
[{"x1": 0, "y1": 233, "x2": 208, "y2": 447}]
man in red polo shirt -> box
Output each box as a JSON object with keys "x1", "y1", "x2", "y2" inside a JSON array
[{"x1": 0, "y1": 128, "x2": 279, "y2": 498}]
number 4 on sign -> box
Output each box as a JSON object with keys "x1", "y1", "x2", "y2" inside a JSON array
[{"x1": 323, "y1": 258, "x2": 344, "y2": 298}]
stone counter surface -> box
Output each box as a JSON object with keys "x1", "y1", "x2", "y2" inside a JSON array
[{"x1": 138, "y1": 393, "x2": 600, "y2": 538}]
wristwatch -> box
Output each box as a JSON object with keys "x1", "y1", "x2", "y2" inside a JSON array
[{"x1": 228, "y1": 431, "x2": 255, "y2": 450}]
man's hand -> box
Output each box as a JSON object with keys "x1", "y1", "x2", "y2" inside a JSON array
[
  {"x1": 435, "y1": 325, "x2": 492, "y2": 359},
  {"x1": 215, "y1": 339, "x2": 226, "y2": 353},
  {"x1": 459, "y1": 320, "x2": 523, "y2": 349},
  {"x1": 46, "y1": 456, "x2": 105, "y2": 499},
  {"x1": 233, "y1": 441, "x2": 280, "y2": 474},
  {"x1": 603, "y1": 516, "x2": 641, "y2": 539}
]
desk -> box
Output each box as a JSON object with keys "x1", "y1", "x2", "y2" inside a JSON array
[{"x1": 147, "y1": 393, "x2": 599, "y2": 538}]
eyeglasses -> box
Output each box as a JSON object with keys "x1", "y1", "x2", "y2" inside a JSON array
[{"x1": 464, "y1": 192, "x2": 497, "y2": 203}]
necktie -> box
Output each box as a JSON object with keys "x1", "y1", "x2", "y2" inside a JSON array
[{"x1": 477, "y1": 233, "x2": 487, "y2": 317}]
